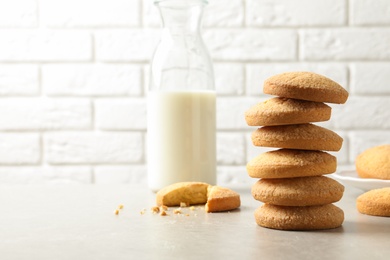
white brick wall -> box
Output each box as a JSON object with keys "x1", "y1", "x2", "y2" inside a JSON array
[
  {"x1": 40, "y1": 0, "x2": 140, "y2": 27},
  {"x1": 0, "y1": 134, "x2": 40, "y2": 164},
  {"x1": 0, "y1": 30, "x2": 92, "y2": 61},
  {"x1": 246, "y1": 0, "x2": 346, "y2": 26},
  {"x1": 0, "y1": 0, "x2": 389, "y2": 185},
  {"x1": 0, "y1": 65, "x2": 39, "y2": 95},
  {"x1": 45, "y1": 132, "x2": 144, "y2": 164},
  {"x1": 42, "y1": 64, "x2": 142, "y2": 96},
  {"x1": 0, "y1": 0, "x2": 37, "y2": 28},
  {"x1": 0, "y1": 98, "x2": 91, "y2": 130},
  {"x1": 300, "y1": 29, "x2": 390, "y2": 60},
  {"x1": 204, "y1": 29, "x2": 297, "y2": 61}
]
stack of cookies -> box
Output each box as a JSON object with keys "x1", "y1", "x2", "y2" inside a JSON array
[{"x1": 245, "y1": 71, "x2": 348, "y2": 231}]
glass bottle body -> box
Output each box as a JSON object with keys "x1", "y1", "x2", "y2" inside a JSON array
[{"x1": 148, "y1": 0, "x2": 216, "y2": 192}]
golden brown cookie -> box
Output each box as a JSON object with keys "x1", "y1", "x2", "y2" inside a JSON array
[
  {"x1": 156, "y1": 182, "x2": 240, "y2": 212},
  {"x1": 254, "y1": 204, "x2": 344, "y2": 230},
  {"x1": 246, "y1": 149, "x2": 336, "y2": 179},
  {"x1": 356, "y1": 187, "x2": 390, "y2": 217},
  {"x1": 263, "y1": 71, "x2": 348, "y2": 104},
  {"x1": 205, "y1": 186, "x2": 241, "y2": 212},
  {"x1": 251, "y1": 123, "x2": 343, "y2": 151},
  {"x1": 156, "y1": 182, "x2": 210, "y2": 206},
  {"x1": 356, "y1": 145, "x2": 390, "y2": 180},
  {"x1": 245, "y1": 97, "x2": 331, "y2": 126},
  {"x1": 251, "y1": 176, "x2": 344, "y2": 206}
]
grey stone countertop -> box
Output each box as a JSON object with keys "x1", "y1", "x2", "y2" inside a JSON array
[{"x1": 0, "y1": 184, "x2": 389, "y2": 260}]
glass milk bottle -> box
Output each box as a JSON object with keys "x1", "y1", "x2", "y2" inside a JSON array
[{"x1": 148, "y1": 0, "x2": 216, "y2": 192}]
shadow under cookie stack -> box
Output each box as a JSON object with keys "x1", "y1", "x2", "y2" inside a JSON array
[{"x1": 245, "y1": 72, "x2": 349, "y2": 231}]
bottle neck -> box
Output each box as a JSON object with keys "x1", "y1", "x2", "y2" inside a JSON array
[
  {"x1": 156, "y1": 0, "x2": 205, "y2": 34},
  {"x1": 150, "y1": 0, "x2": 214, "y2": 91}
]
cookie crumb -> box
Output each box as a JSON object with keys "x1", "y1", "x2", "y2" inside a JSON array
[
  {"x1": 140, "y1": 208, "x2": 146, "y2": 215},
  {"x1": 180, "y1": 202, "x2": 188, "y2": 207},
  {"x1": 173, "y1": 209, "x2": 182, "y2": 214},
  {"x1": 118, "y1": 204, "x2": 124, "y2": 209},
  {"x1": 114, "y1": 209, "x2": 119, "y2": 215},
  {"x1": 151, "y1": 206, "x2": 160, "y2": 214},
  {"x1": 160, "y1": 205, "x2": 168, "y2": 211},
  {"x1": 160, "y1": 211, "x2": 168, "y2": 216},
  {"x1": 185, "y1": 214, "x2": 190, "y2": 217},
  {"x1": 190, "y1": 206, "x2": 195, "y2": 211}
]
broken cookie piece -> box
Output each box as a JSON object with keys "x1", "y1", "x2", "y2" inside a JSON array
[
  {"x1": 156, "y1": 182, "x2": 240, "y2": 212},
  {"x1": 205, "y1": 186, "x2": 241, "y2": 213}
]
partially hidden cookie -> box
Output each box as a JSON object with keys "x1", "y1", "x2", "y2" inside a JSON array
[
  {"x1": 357, "y1": 187, "x2": 390, "y2": 217},
  {"x1": 255, "y1": 204, "x2": 344, "y2": 230},
  {"x1": 246, "y1": 149, "x2": 336, "y2": 179},
  {"x1": 156, "y1": 182, "x2": 240, "y2": 212},
  {"x1": 263, "y1": 71, "x2": 348, "y2": 104},
  {"x1": 156, "y1": 182, "x2": 210, "y2": 207},
  {"x1": 245, "y1": 97, "x2": 331, "y2": 126},
  {"x1": 252, "y1": 176, "x2": 344, "y2": 206},
  {"x1": 356, "y1": 145, "x2": 390, "y2": 180},
  {"x1": 205, "y1": 186, "x2": 241, "y2": 213},
  {"x1": 251, "y1": 123, "x2": 343, "y2": 151}
]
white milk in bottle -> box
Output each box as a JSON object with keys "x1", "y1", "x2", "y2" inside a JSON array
[
  {"x1": 147, "y1": 0, "x2": 216, "y2": 192},
  {"x1": 147, "y1": 91, "x2": 216, "y2": 192}
]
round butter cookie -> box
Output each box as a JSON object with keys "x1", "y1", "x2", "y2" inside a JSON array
[
  {"x1": 251, "y1": 176, "x2": 344, "y2": 206},
  {"x1": 245, "y1": 97, "x2": 331, "y2": 126},
  {"x1": 357, "y1": 187, "x2": 390, "y2": 217},
  {"x1": 251, "y1": 123, "x2": 343, "y2": 151},
  {"x1": 246, "y1": 149, "x2": 336, "y2": 179},
  {"x1": 263, "y1": 71, "x2": 348, "y2": 104},
  {"x1": 254, "y1": 204, "x2": 344, "y2": 231},
  {"x1": 356, "y1": 145, "x2": 390, "y2": 180}
]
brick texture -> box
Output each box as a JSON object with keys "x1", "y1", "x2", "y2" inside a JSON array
[
  {"x1": 204, "y1": 29, "x2": 297, "y2": 61},
  {"x1": 45, "y1": 133, "x2": 143, "y2": 164},
  {"x1": 214, "y1": 63, "x2": 245, "y2": 95},
  {"x1": 0, "y1": 30, "x2": 91, "y2": 61},
  {"x1": 95, "y1": 98, "x2": 146, "y2": 130},
  {"x1": 301, "y1": 29, "x2": 390, "y2": 60},
  {"x1": 217, "y1": 133, "x2": 246, "y2": 165},
  {"x1": 0, "y1": 98, "x2": 91, "y2": 130},
  {"x1": 350, "y1": 0, "x2": 390, "y2": 25},
  {"x1": 95, "y1": 29, "x2": 160, "y2": 62},
  {"x1": 350, "y1": 63, "x2": 390, "y2": 94},
  {"x1": 0, "y1": 134, "x2": 40, "y2": 164},
  {"x1": 247, "y1": 0, "x2": 346, "y2": 26},
  {"x1": 0, "y1": 65, "x2": 39, "y2": 95},
  {"x1": 0, "y1": 0, "x2": 388, "y2": 185},
  {"x1": 42, "y1": 64, "x2": 142, "y2": 96},
  {"x1": 40, "y1": 0, "x2": 140, "y2": 27},
  {"x1": 0, "y1": 0, "x2": 37, "y2": 28}
]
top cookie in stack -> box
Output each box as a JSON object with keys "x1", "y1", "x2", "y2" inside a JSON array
[
  {"x1": 246, "y1": 71, "x2": 348, "y2": 127},
  {"x1": 263, "y1": 71, "x2": 348, "y2": 104},
  {"x1": 245, "y1": 71, "x2": 348, "y2": 231}
]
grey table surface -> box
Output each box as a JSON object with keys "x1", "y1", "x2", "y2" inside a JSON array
[{"x1": 0, "y1": 184, "x2": 389, "y2": 260}]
